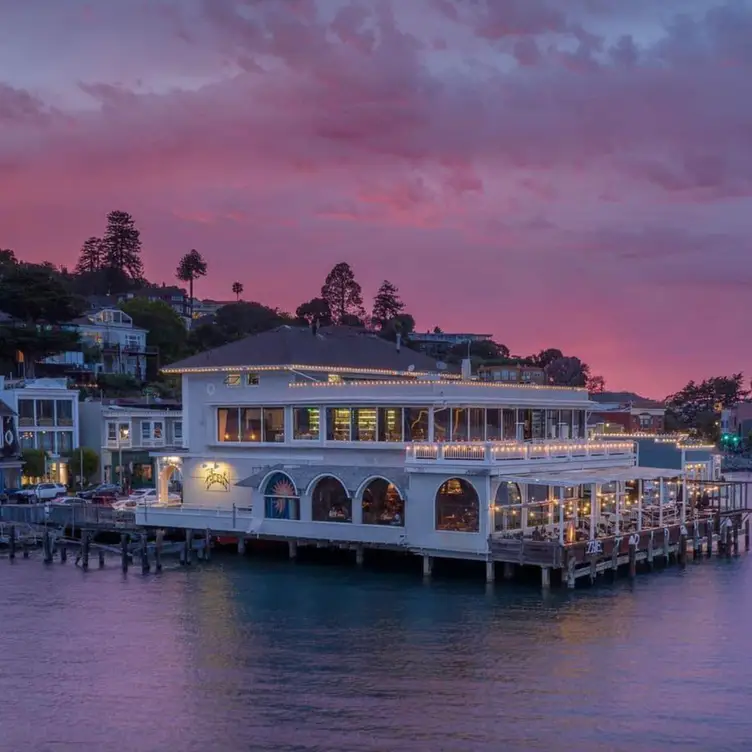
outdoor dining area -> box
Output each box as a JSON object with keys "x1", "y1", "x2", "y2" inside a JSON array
[{"x1": 491, "y1": 467, "x2": 725, "y2": 545}]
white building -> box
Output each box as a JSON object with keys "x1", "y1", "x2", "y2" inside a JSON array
[
  {"x1": 79, "y1": 401, "x2": 183, "y2": 488},
  {"x1": 135, "y1": 326, "x2": 711, "y2": 584},
  {"x1": 0, "y1": 377, "x2": 79, "y2": 484}
]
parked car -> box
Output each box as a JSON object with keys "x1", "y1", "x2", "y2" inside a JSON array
[
  {"x1": 13, "y1": 483, "x2": 67, "y2": 502},
  {"x1": 79, "y1": 483, "x2": 121, "y2": 500}
]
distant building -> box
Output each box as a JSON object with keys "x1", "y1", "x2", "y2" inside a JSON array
[
  {"x1": 79, "y1": 400, "x2": 184, "y2": 488},
  {"x1": 588, "y1": 391, "x2": 666, "y2": 434},
  {"x1": 191, "y1": 299, "x2": 235, "y2": 320},
  {"x1": 477, "y1": 363, "x2": 546, "y2": 385},
  {"x1": 0, "y1": 377, "x2": 79, "y2": 485},
  {"x1": 721, "y1": 403, "x2": 752, "y2": 439},
  {"x1": 409, "y1": 331, "x2": 493, "y2": 360},
  {"x1": 117, "y1": 285, "x2": 190, "y2": 319}
]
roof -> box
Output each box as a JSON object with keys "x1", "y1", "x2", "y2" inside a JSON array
[
  {"x1": 501, "y1": 466, "x2": 685, "y2": 486},
  {"x1": 164, "y1": 325, "x2": 446, "y2": 374},
  {"x1": 0, "y1": 401, "x2": 16, "y2": 417},
  {"x1": 590, "y1": 391, "x2": 664, "y2": 409}
]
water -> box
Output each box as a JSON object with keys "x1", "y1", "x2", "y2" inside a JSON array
[{"x1": 1, "y1": 553, "x2": 751, "y2": 752}]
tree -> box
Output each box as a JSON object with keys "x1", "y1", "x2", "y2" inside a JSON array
[
  {"x1": 119, "y1": 298, "x2": 188, "y2": 374},
  {"x1": 188, "y1": 301, "x2": 290, "y2": 352},
  {"x1": 371, "y1": 280, "x2": 404, "y2": 329},
  {"x1": 232, "y1": 281, "x2": 244, "y2": 301},
  {"x1": 0, "y1": 248, "x2": 17, "y2": 275},
  {"x1": 176, "y1": 249, "x2": 208, "y2": 317},
  {"x1": 530, "y1": 348, "x2": 564, "y2": 369},
  {"x1": 545, "y1": 356, "x2": 589, "y2": 387},
  {"x1": 21, "y1": 449, "x2": 47, "y2": 479},
  {"x1": 0, "y1": 264, "x2": 84, "y2": 324},
  {"x1": 295, "y1": 297, "x2": 332, "y2": 327},
  {"x1": 379, "y1": 313, "x2": 416, "y2": 343},
  {"x1": 447, "y1": 339, "x2": 510, "y2": 364},
  {"x1": 102, "y1": 210, "x2": 144, "y2": 291},
  {"x1": 74, "y1": 236, "x2": 105, "y2": 275},
  {"x1": 65, "y1": 447, "x2": 100, "y2": 487},
  {"x1": 587, "y1": 373, "x2": 606, "y2": 393},
  {"x1": 0, "y1": 327, "x2": 81, "y2": 379},
  {"x1": 320, "y1": 262, "x2": 365, "y2": 324}
]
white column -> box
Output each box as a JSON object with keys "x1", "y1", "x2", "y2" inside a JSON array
[
  {"x1": 680, "y1": 476, "x2": 687, "y2": 524},
  {"x1": 558, "y1": 487, "x2": 565, "y2": 544},
  {"x1": 659, "y1": 477, "x2": 665, "y2": 527},
  {"x1": 637, "y1": 478, "x2": 643, "y2": 532},
  {"x1": 614, "y1": 481, "x2": 621, "y2": 536},
  {"x1": 590, "y1": 483, "x2": 597, "y2": 540}
]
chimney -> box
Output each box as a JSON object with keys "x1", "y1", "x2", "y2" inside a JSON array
[
  {"x1": 396, "y1": 333, "x2": 401, "y2": 352},
  {"x1": 461, "y1": 358, "x2": 472, "y2": 380}
]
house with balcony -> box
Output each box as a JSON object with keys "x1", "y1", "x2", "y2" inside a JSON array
[
  {"x1": 0, "y1": 376, "x2": 79, "y2": 484},
  {"x1": 130, "y1": 325, "x2": 703, "y2": 586},
  {"x1": 588, "y1": 391, "x2": 666, "y2": 434},
  {"x1": 79, "y1": 400, "x2": 183, "y2": 488}
]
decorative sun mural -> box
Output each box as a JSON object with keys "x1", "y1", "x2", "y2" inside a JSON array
[{"x1": 265, "y1": 475, "x2": 297, "y2": 517}]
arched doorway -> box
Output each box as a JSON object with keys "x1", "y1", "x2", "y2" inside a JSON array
[
  {"x1": 494, "y1": 481, "x2": 522, "y2": 532},
  {"x1": 361, "y1": 478, "x2": 404, "y2": 526},
  {"x1": 263, "y1": 472, "x2": 299, "y2": 520},
  {"x1": 157, "y1": 457, "x2": 183, "y2": 503},
  {"x1": 312, "y1": 476, "x2": 352, "y2": 522},
  {"x1": 435, "y1": 478, "x2": 479, "y2": 532}
]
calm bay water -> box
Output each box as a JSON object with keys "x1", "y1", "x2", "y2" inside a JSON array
[{"x1": 1, "y1": 551, "x2": 751, "y2": 752}]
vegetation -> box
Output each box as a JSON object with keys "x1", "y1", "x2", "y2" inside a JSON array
[
  {"x1": 232, "y1": 281, "x2": 243, "y2": 301},
  {"x1": 176, "y1": 249, "x2": 208, "y2": 317},
  {"x1": 20, "y1": 449, "x2": 47, "y2": 479},
  {"x1": 320, "y1": 262, "x2": 366, "y2": 324},
  {"x1": 65, "y1": 447, "x2": 100, "y2": 486}
]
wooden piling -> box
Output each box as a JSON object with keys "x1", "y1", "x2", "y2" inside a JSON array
[
  {"x1": 204, "y1": 529, "x2": 211, "y2": 561},
  {"x1": 503, "y1": 562, "x2": 515, "y2": 580},
  {"x1": 422, "y1": 555, "x2": 432, "y2": 578},
  {"x1": 120, "y1": 533, "x2": 129, "y2": 573},
  {"x1": 541, "y1": 566, "x2": 551, "y2": 589},
  {"x1": 98, "y1": 550, "x2": 105, "y2": 568},
  {"x1": 745, "y1": 519, "x2": 750, "y2": 552},
  {"x1": 589, "y1": 557, "x2": 597, "y2": 584},
  {"x1": 647, "y1": 532, "x2": 654, "y2": 569},
  {"x1": 237, "y1": 537, "x2": 246, "y2": 556},
  {"x1": 693, "y1": 523, "x2": 700, "y2": 561},
  {"x1": 155, "y1": 529, "x2": 163, "y2": 572},
  {"x1": 628, "y1": 543, "x2": 637, "y2": 578},
  {"x1": 8, "y1": 525, "x2": 15, "y2": 560},
  {"x1": 678, "y1": 533, "x2": 687, "y2": 567},
  {"x1": 184, "y1": 529, "x2": 192, "y2": 566},
  {"x1": 22, "y1": 540, "x2": 29, "y2": 559},
  {"x1": 60, "y1": 544, "x2": 67, "y2": 563},
  {"x1": 290, "y1": 540, "x2": 300, "y2": 561},
  {"x1": 43, "y1": 531, "x2": 53, "y2": 564},
  {"x1": 81, "y1": 532, "x2": 90, "y2": 571},
  {"x1": 706, "y1": 520, "x2": 713, "y2": 558},
  {"x1": 485, "y1": 560, "x2": 495, "y2": 584},
  {"x1": 140, "y1": 533, "x2": 150, "y2": 574},
  {"x1": 566, "y1": 555, "x2": 576, "y2": 589},
  {"x1": 732, "y1": 520, "x2": 739, "y2": 556}
]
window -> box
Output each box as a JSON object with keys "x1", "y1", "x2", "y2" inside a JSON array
[
  {"x1": 245, "y1": 373, "x2": 259, "y2": 386},
  {"x1": 39, "y1": 432, "x2": 54, "y2": 451},
  {"x1": 352, "y1": 408, "x2": 377, "y2": 441},
  {"x1": 404, "y1": 408, "x2": 429, "y2": 441},
  {"x1": 362, "y1": 478, "x2": 404, "y2": 526},
  {"x1": 486, "y1": 409, "x2": 501, "y2": 441},
  {"x1": 502, "y1": 409, "x2": 517, "y2": 439},
  {"x1": 37, "y1": 400, "x2": 54, "y2": 427},
  {"x1": 224, "y1": 373, "x2": 242, "y2": 387},
  {"x1": 241, "y1": 408, "x2": 262, "y2": 442},
  {"x1": 294, "y1": 408, "x2": 320, "y2": 440},
  {"x1": 494, "y1": 482, "x2": 522, "y2": 532},
  {"x1": 174, "y1": 421, "x2": 183, "y2": 441},
  {"x1": 118, "y1": 423, "x2": 130, "y2": 443},
  {"x1": 56, "y1": 400, "x2": 73, "y2": 427},
  {"x1": 450, "y1": 408, "x2": 468, "y2": 441},
  {"x1": 531, "y1": 410, "x2": 545, "y2": 440},
  {"x1": 432, "y1": 408, "x2": 449, "y2": 442},
  {"x1": 153, "y1": 421, "x2": 163, "y2": 439},
  {"x1": 218, "y1": 408, "x2": 240, "y2": 441},
  {"x1": 20, "y1": 431, "x2": 35, "y2": 449},
  {"x1": 142, "y1": 422, "x2": 151, "y2": 441},
  {"x1": 263, "y1": 472, "x2": 299, "y2": 520},
  {"x1": 312, "y1": 476, "x2": 351, "y2": 522},
  {"x1": 546, "y1": 410, "x2": 559, "y2": 439},
  {"x1": 435, "y1": 478, "x2": 479, "y2": 532},
  {"x1": 378, "y1": 408, "x2": 403, "y2": 442},
  {"x1": 469, "y1": 408, "x2": 485, "y2": 441},
  {"x1": 522, "y1": 371, "x2": 532, "y2": 381},
  {"x1": 57, "y1": 431, "x2": 73, "y2": 453},
  {"x1": 107, "y1": 422, "x2": 117, "y2": 442},
  {"x1": 519, "y1": 409, "x2": 532, "y2": 440},
  {"x1": 328, "y1": 374, "x2": 343, "y2": 384},
  {"x1": 18, "y1": 400, "x2": 34, "y2": 427},
  {"x1": 326, "y1": 408, "x2": 351, "y2": 441},
  {"x1": 263, "y1": 407, "x2": 285, "y2": 442}
]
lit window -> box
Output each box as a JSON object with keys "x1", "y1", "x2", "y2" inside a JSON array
[
  {"x1": 245, "y1": 373, "x2": 259, "y2": 386},
  {"x1": 294, "y1": 408, "x2": 320, "y2": 440},
  {"x1": 224, "y1": 373, "x2": 242, "y2": 387},
  {"x1": 328, "y1": 374, "x2": 343, "y2": 384}
]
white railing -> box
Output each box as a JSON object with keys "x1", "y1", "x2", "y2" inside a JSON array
[
  {"x1": 406, "y1": 440, "x2": 635, "y2": 464},
  {"x1": 105, "y1": 439, "x2": 132, "y2": 449}
]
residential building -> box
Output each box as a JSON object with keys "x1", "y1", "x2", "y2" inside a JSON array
[
  {"x1": 588, "y1": 391, "x2": 666, "y2": 434},
  {"x1": 130, "y1": 325, "x2": 700, "y2": 580},
  {"x1": 0, "y1": 377, "x2": 79, "y2": 484},
  {"x1": 409, "y1": 331, "x2": 493, "y2": 360},
  {"x1": 117, "y1": 285, "x2": 190, "y2": 319},
  {"x1": 79, "y1": 400, "x2": 183, "y2": 488},
  {"x1": 477, "y1": 363, "x2": 546, "y2": 385},
  {"x1": 721, "y1": 403, "x2": 752, "y2": 440},
  {"x1": 0, "y1": 401, "x2": 22, "y2": 492},
  {"x1": 191, "y1": 299, "x2": 234, "y2": 320}
]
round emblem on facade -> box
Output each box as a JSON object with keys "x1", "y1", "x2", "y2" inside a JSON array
[
  {"x1": 4, "y1": 430, "x2": 13, "y2": 445},
  {"x1": 206, "y1": 383, "x2": 216, "y2": 395}
]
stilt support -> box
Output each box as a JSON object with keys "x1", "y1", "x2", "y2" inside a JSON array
[
  {"x1": 745, "y1": 519, "x2": 750, "y2": 552},
  {"x1": 81, "y1": 532, "x2": 90, "y2": 571},
  {"x1": 8, "y1": 525, "x2": 15, "y2": 560},
  {"x1": 237, "y1": 537, "x2": 246, "y2": 556},
  {"x1": 98, "y1": 550, "x2": 105, "y2": 568},
  {"x1": 628, "y1": 543, "x2": 637, "y2": 578},
  {"x1": 541, "y1": 566, "x2": 551, "y2": 589},
  {"x1": 485, "y1": 560, "x2": 495, "y2": 584},
  {"x1": 155, "y1": 529, "x2": 163, "y2": 572},
  {"x1": 422, "y1": 555, "x2": 433, "y2": 578},
  {"x1": 354, "y1": 545, "x2": 363, "y2": 567},
  {"x1": 503, "y1": 562, "x2": 515, "y2": 580},
  {"x1": 120, "y1": 533, "x2": 129, "y2": 573},
  {"x1": 140, "y1": 533, "x2": 150, "y2": 574}
]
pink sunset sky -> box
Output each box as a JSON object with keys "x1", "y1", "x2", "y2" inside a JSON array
[{"x1": 1, "y1": 0, "x2": 750, "y2": 398}]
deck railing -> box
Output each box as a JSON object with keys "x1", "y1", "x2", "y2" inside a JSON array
[{"x1": 406, "y1": 440, "x2": 635, "y2": 464}]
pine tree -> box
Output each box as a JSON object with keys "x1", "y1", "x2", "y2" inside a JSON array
[
  {"x1": 371, "y1": 279, "x2": 404, "y2": 329},
  {"x1": 232, "y1": 281, "x2": 243, "y2": 301},
  {"x1": 176, "y1": 249, "x2": 208, "y2": 317},
  {"x1": 320, "y1": 262, "x2": 365, "y2": 324},
  {"x1": 74, "y1": 236, "x2": 105, "y2": 275},
  {"x1": 102, "y1": 210, "x2": 144, "y2": 287}
]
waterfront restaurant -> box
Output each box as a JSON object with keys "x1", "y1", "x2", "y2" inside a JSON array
[{"x1": 137, "y1": 325, "x2": 706, "y2": 583}]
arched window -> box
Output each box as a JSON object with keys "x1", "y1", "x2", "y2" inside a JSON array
[
  {"x1": 362, "y1": 478, "x2": 404, "y2": 526},
  {"x1": 435, "y1": 478, "x2": 479, "y2": 532},
  {"x1": 312, "y1": 476, "x2": 352, "y2": 523},
  {"x1": 263, "y1": 472, "x2": 299, "y2": 520},
  {"x1": 494, "y1": 481, "x2": 522, "y2": 532}
]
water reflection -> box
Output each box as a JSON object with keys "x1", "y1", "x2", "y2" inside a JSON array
[{"x1": 1, "y1": 553, "x2": 751, "y2": 751}]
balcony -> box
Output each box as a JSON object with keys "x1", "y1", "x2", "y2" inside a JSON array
[
  {"x1": 106, "y1": 438, "x2": 132, "y2": 449},
  {"x1": 405, "y1": 439, "x2": 636, "y2": 467}
]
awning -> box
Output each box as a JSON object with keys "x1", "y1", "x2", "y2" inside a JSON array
[
  {"x1": 499, "y1": 466, "x2": 685, "y2": 487},
  {"x1": 237, "y1": 464, "x2": 409, "y2": 497}
]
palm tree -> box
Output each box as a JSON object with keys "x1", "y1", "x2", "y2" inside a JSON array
[
  {"x1": 232, "y1": 281, "x2": 244, "y2": 302},
  {"x1": 176, "y1": 249, "x2": 208, "y2": 318}
]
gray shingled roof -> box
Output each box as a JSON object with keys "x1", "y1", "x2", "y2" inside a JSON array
[
  {"x1": 164, "y1": 325, "x2": 444, "y2": 373},
  {"x1": 237, "y1": 463, "x2": 409, "y2": 497}
]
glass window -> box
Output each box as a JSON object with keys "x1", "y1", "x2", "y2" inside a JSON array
[
  {"x1": 312, "y1": 477, "x2": 351, "y2": 522},
  {"x1": 328, "y1": 374, "x2": 343, "y2": 384},
  {"x1": 352, "y1": 408, "x2": 377, "y2": 441},
  {"x1": 37, "y1": 399, "x2": 54, "y2": 427},
  {"x1": 502, "y1": 409, "x2": 517, "y2": 439},
  {"x1": 263, "y1": 408, "x2": 285, "y2": 442},
  {"x1": 451, "y1": 408, "x2": 468, "y2": 441},
  {"x1": 294, "y1": 408, "x2": 320, "y2": 440},
  {"x1": 435, "y1": 478, "x2": 479, "y2": 532},
  {"x1": 520, "y1": 409, "x2": 532, "y2": 440},
  {"x1": 224, "y1": 373, "x2": 242, "y2": 387},
  {"x1": 263, "y1": 472, "x2": 299, "y2": 520},
  {"x1": 57, "y1": 431, "x2": 73, "y2": 453},
  {"x1": 39, "y1": 431, "x2": 54, "y2": 451},
  {"x1": 486, "y1": 409, "x2": 501, "y2": 441},
  {"x1": 560, "y1": 410, "x2": 573, "y2": 439},
  {"x1": 245, "y1": 373, "x2": 259, "y2": 386},
  {"x1": 56, "y1": 400, "x2": 73, "y2": 427},
  {"x1": 377, "y1": 408, "x2": 403, "y2": 442},
  {"x1": 107, "y1": 422, "x2": 117, "y2": 442},
  {"x1": 546, "y1": 410, "x2": 559, "y2": 439},
  {"x1": 362, "y1": 479, "x2": 404, "y2": 525},
  {"x1": 494, "y1": 482, "x2": 522, "y2": 532},
  {"x1": 218, "y1": 408, "x2": 240, "y2": 442},
  {"x1": 118, "y1": 423, "x2": 130, "y2": 442},
  {"x1": 526, "y1": 484, "x2": 550, "y2": 528},
  {"x1": 174, "y1": 421, "x2": 183, "y2": 440},
  {"x1": 404, "y1": 408, "x2": 429, "y2": 441},
  {"x1": 241, "y1": 408, "x2": 262, "y2": 442},
  {"x1": 469, "y1": 408, "x2": 485, "y2": 441},
  {"x1": 432, "y1": 408, "x2": 449, "y2": 442},
  {"x1": 531, "y1": 410, "x2": 545, "y2": 440},
  {"x1": 153, "y1": 421, "x2": 163, "y2": 439},
  {"x1": 20, "y1": 431, "x2": 35, "y2": 449},
  {"x1": 18, "y1": 399, "x2": 34, "y2": 427},
  {"x1": 326, "y1": 408, "x2": 351, "y2": 441},
  {"x1": 574, "y1": 410, "x2": 585, "y2": 439},
  {"x1": 142, "y1": 422, "x2": 151, "y2": 440}
]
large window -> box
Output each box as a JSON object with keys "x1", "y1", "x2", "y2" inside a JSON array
[
  {"x1": 405, "y1": 408, "x2": 429, "y2": 441},
  {"x1": 141, "y1": 421, "x2": 164, "y2": 443},
  {"x1": 263, "y1": 472, "x2": 299, "y2": 520},
  {"x1": 263, "y1": 408, "x2": 285, "y2": 442},
  {"x1": 18, "y1": 400, "x2": 34, "y2": 427},
  {"x1": 107, "y1": 422, "x2": 117, "y2": 442},
  {"x1": 37, "y1": 400, "x2": 54, "y2": 427},
  {"x1": 218, "y1": 408, "x2": 240, "y2": 442},
  {"x1": 494, "y1": 482, "x2": 522, "y2": 532},
  {"x1": 502, "y1": 409, "x2": 517, "y2": 439},
  {"x1": 546, "y1": 410, "x2": 559, "y2": 439},
  {"x1": 57, "y1": 431, "x2": 73, "y2": 453},
  {"x1": 362, "y1": 478, "x2": 404, "y2": 526},
  {"x1": 39, "y1": 431, "x2": 54, "y2": 451},
  {"x1": 432, "y1": 408, "x2": 449, "y2": 442},
  {"x1": 56, "y1": 400, "x2": 73, "y2": 427},
  {"x1": 486, "y1": 409, "x2": 501, "y2": 441},
  {"x1": 294, "y1": 408, "x2": 320, "y2": 440},
  {"x1": 312, "y1": 476, "x2": 351, "y2": 522},
  {"x1": 173, "y1": 421, "x2": 183, "y2": 442},
  {"x1": 20, "y1": 431, "x2": 35, "y2": 449},
  {"x1": 326, "y1": 408, "x2": 351, "y2": 441},
  {"x1": 217, "y1": 407, "x2": 285, "y2": 442},
  {"x1": 531, "y1": 410, "x2": 545, "y2": 439},
  {"x1": 241, "y1": 408, "x2": 262, "y2": 442},
  {"x1": 519, "y1": 409, "x2": 532, "y2": 440},
  {"x1": 378, "y1": 408, "x2": 403, "y2": 442},
  {"x1": 469, "y1": 408, "x2": 485, "y2": 441},
  {"x1": 352, "y1": 408, "x2": 377, "y2": 441},
  {"x1": 450, "y1": 408, "x2": 467, "y2": 441},
  {"x1": 435, "y1": 478, "x2": 479, "y2": 532}
]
